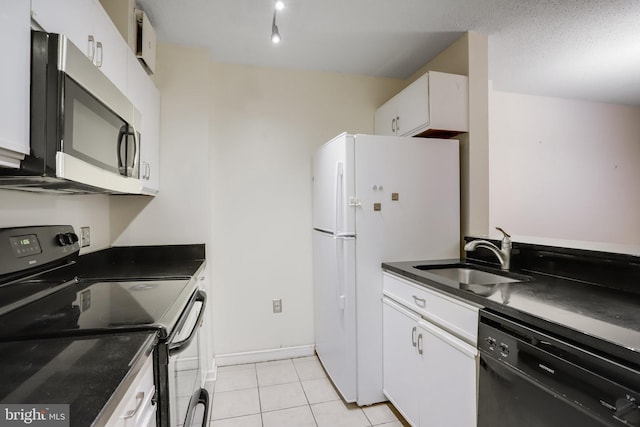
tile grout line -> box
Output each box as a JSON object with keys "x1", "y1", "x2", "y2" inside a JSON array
[{"x1": 293, "y1": 359, "x2": 320, "y2": 427}]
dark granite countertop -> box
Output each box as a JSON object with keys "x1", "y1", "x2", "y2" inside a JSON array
[
  {"x1": 0, "y1": 331, "x2": 157, "y2": 427},
  {"x1": 382, "y1": 258, "x2": 640, "y2": 367},
  {"x1": 73, "y1": 244, "x2": 206, "y2": 279}
]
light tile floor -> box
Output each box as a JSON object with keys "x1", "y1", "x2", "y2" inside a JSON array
[{"x1": 206, "y1": 356, "x2": 409, "y2": 427}]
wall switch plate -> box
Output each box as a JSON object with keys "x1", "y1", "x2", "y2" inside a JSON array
[
  {"x1": 273, "y1": 299, "x2": 282, "y2": 313},
  {"x1": 81, "y1": 226, "x2": 90, "y2": 247}
]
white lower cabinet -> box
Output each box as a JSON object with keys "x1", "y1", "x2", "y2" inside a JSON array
[
  {"x1": 382, "y1": 272, "x2": 479, "y2": 427},
  {"x1": 419, "y1": 317, "x2": 478, "y2": 427},
  {"x1": 383, "y1": 298, "x2": 422, "y2": 426},
  {"x1": 104, "y1": 352, "x2": 157, "y2": 427}
]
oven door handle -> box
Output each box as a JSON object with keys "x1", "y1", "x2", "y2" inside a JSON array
[{"x1": 169, "y1": 290, "x2": 207, "y2": 356}]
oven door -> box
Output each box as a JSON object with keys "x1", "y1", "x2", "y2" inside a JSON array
[{"x1": 167, "y1": 290, "x2": 209, "y2": 427}]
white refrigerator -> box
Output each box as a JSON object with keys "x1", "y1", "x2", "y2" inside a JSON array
[{"x1": 312, "y1": 133, "x2": 460, "y2": 406}]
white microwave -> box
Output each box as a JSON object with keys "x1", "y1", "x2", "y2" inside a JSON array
[{"x1": 0, "y1": 31, "x2": 141, "y2": 194}]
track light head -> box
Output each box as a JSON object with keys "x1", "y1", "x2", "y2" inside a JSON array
[{"x1": 271, "y1": 25, "x2": 281, "y2": 44}]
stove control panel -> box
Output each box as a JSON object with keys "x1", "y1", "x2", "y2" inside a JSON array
[
  {"x1": 0, "y1": 225, "x2": 80, "y2": 277},
  {"x1": 9, "y1": 234, "x2": 42, "y2": 257}
]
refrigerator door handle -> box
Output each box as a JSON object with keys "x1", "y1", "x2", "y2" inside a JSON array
[
  {"x1": 335, "y1": 232, "x2": 356, "y2": 239},
  {"x1": 334, "y1": 161, "x2": 344, "y2": 234},
  {"x1": 336, "y1": 235, "x2": 346, "y2": 311}
]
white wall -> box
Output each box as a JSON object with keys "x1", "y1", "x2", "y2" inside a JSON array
[
  {"x1": 209, "y1": 63, "x2": 404, "y2": 355},
  {"x1": 0, "y1": 191, "x2": 111, "y2": 253},
  {"x1": 489, "y1": 88, "x2": 640, "y2": 245}
]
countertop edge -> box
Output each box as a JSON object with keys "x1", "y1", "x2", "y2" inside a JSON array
[{"x1": 91, "y1": 332, "x2": 158, "y2": 426}]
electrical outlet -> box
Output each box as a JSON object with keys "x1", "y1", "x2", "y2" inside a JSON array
[
  {"x1": 80, "y1": 289, "x2": 91, "y2": 312},
  {"x1": 81, "y1": 226, "x2": 90, "y2": 247},
  {"x1": 272, "y1": 299, "x2": 282, "y2": 313}
]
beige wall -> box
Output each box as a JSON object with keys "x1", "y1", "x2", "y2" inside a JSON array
[
  {"x1": 489, "y1": 88, "x2": 640, "y2": 245},
  {"x1": 110, "y1": 45, "x2": 211, "y2": 247},
  {"x1": 0, "y1": 191, "x2": 111, "y2": 254},
  {"x1": 209, "y1": 63, "x2": 404, "y2": 355}
]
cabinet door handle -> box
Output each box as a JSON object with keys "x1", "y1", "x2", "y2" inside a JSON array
[
  {"x1": 123, "y1": 391, "x2": 145, "y2": 419},
  {"x1": 95, "y1": 41, "x2": 103, "y2": 67},
  {"x1": 412, "y1": 295, "x2": 426, "y2": 307},
  {"x1": 141, "y1": 162, "x2": 150, "y2": 180},
  {"x1": 411, "y1": 326, "x2": 417, "y2": 347},
  {"x1": 87, "y1": 35, "x2": 95, "y2": 61},
  {"x1": 391, "y1": 117, "x2": 396, "y2": 133},
  {"x1": 396, "y1": 116, "x2": 400, "y2": 132},
  {"x1": 417, "y1": 333, "x2": 424, "y2": 355}
]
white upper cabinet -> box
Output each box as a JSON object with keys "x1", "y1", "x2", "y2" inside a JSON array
[
  {"x1": 31, "y1": 0, "x2": 128, "y2": 94},
  {"x1": 127, "y1": 53, "x2": 160, "y2": 195},
  {"x1": 0, "y1": 1, "x2": 30, "y2": 168},
  {"x1": 375, "y1": 71, "x2": 469, "y2": 138}
]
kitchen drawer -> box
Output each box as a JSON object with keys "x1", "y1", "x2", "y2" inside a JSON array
[
  {"x1": 103, "y1": 352, "x2": 156, "y2": 427},
  {"x1": 382, "y1": 271, "x2": 479, "y2": 344}
]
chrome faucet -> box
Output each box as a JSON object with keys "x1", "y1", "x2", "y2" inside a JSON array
[{"x1": 464, "y1": 227, "x2": 512, "y2": 270}]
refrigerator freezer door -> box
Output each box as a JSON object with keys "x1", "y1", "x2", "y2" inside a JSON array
[
  {"x1": 312, "y1": 133, "x2": 356, "y2": 234},
  {"x1": 313, "y1": 230, "x2": 357, "y2": 403}
]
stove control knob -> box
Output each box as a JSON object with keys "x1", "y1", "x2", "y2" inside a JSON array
[
  {"x1": 63, "y1": 233, "x2": 78, "y2": 245},
  {"x1": 56, "y1": 233, "x2": 68, "y2": 246},
  {"x1": 499, "y1": 343, "x2": 510, "y2": 356},
  {"x1": 485, "y1": 337, "x2": 497, "y2": 348}
]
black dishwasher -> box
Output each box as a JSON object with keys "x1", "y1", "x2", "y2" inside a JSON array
[{"x1": 478, "y1": 309, "x2": 640, "y2": 427}]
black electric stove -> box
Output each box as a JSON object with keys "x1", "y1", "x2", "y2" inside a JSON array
[{"x1": 0, "y1": 225, "x2": 209, "y2": 427}]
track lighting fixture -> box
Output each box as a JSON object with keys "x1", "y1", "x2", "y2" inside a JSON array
[
  {"x1": 271, "y1": 1, "x2": 283, "y2": 44},
  {"x1": 271, "y1": 10, "x2": 281, "y2": 44}
]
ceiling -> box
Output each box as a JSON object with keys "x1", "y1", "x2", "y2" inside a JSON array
[{"x1": 136, "y1": 0, "x2": 640, "y2": 105}]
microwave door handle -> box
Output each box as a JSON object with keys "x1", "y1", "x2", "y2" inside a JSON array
[
  {"x1": 168, "y1": 290, "x2": 207, "y2": 356},
  {"x1": 117, "y1": 125, "x2": 127, "y2": 175},
  {"x1": 128, "y1": 124, "x2": 139, "y2": 177}
]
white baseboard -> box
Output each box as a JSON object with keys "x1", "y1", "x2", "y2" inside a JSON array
[{"x1": 215, "y1": 345, "x2": 315, "y2": 367}]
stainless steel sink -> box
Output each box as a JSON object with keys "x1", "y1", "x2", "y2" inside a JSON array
[
  {"x1": 425, "y1": 267, "x2": 520, "y2": 285},
  {"x1": 413, "y1": 264, "x2": 525, "y2": 285}
]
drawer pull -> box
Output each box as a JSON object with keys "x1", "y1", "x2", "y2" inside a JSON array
[
  {"x1": 417, "y1": 333, "x2": 424, "y2": 355},
  {"x1": 411, "y1": 326, "x2": 417, "y2": 347},
  {"x1": 412, "y1": 295, "x2": 426, "y2": 307},
  {"x1": 123, "y1": 391, "x2": 145, "y2": 419}
]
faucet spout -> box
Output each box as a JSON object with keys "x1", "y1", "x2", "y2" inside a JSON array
[{"x1": 464, "y1": 228, "x2": 512, "y2": 270}]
